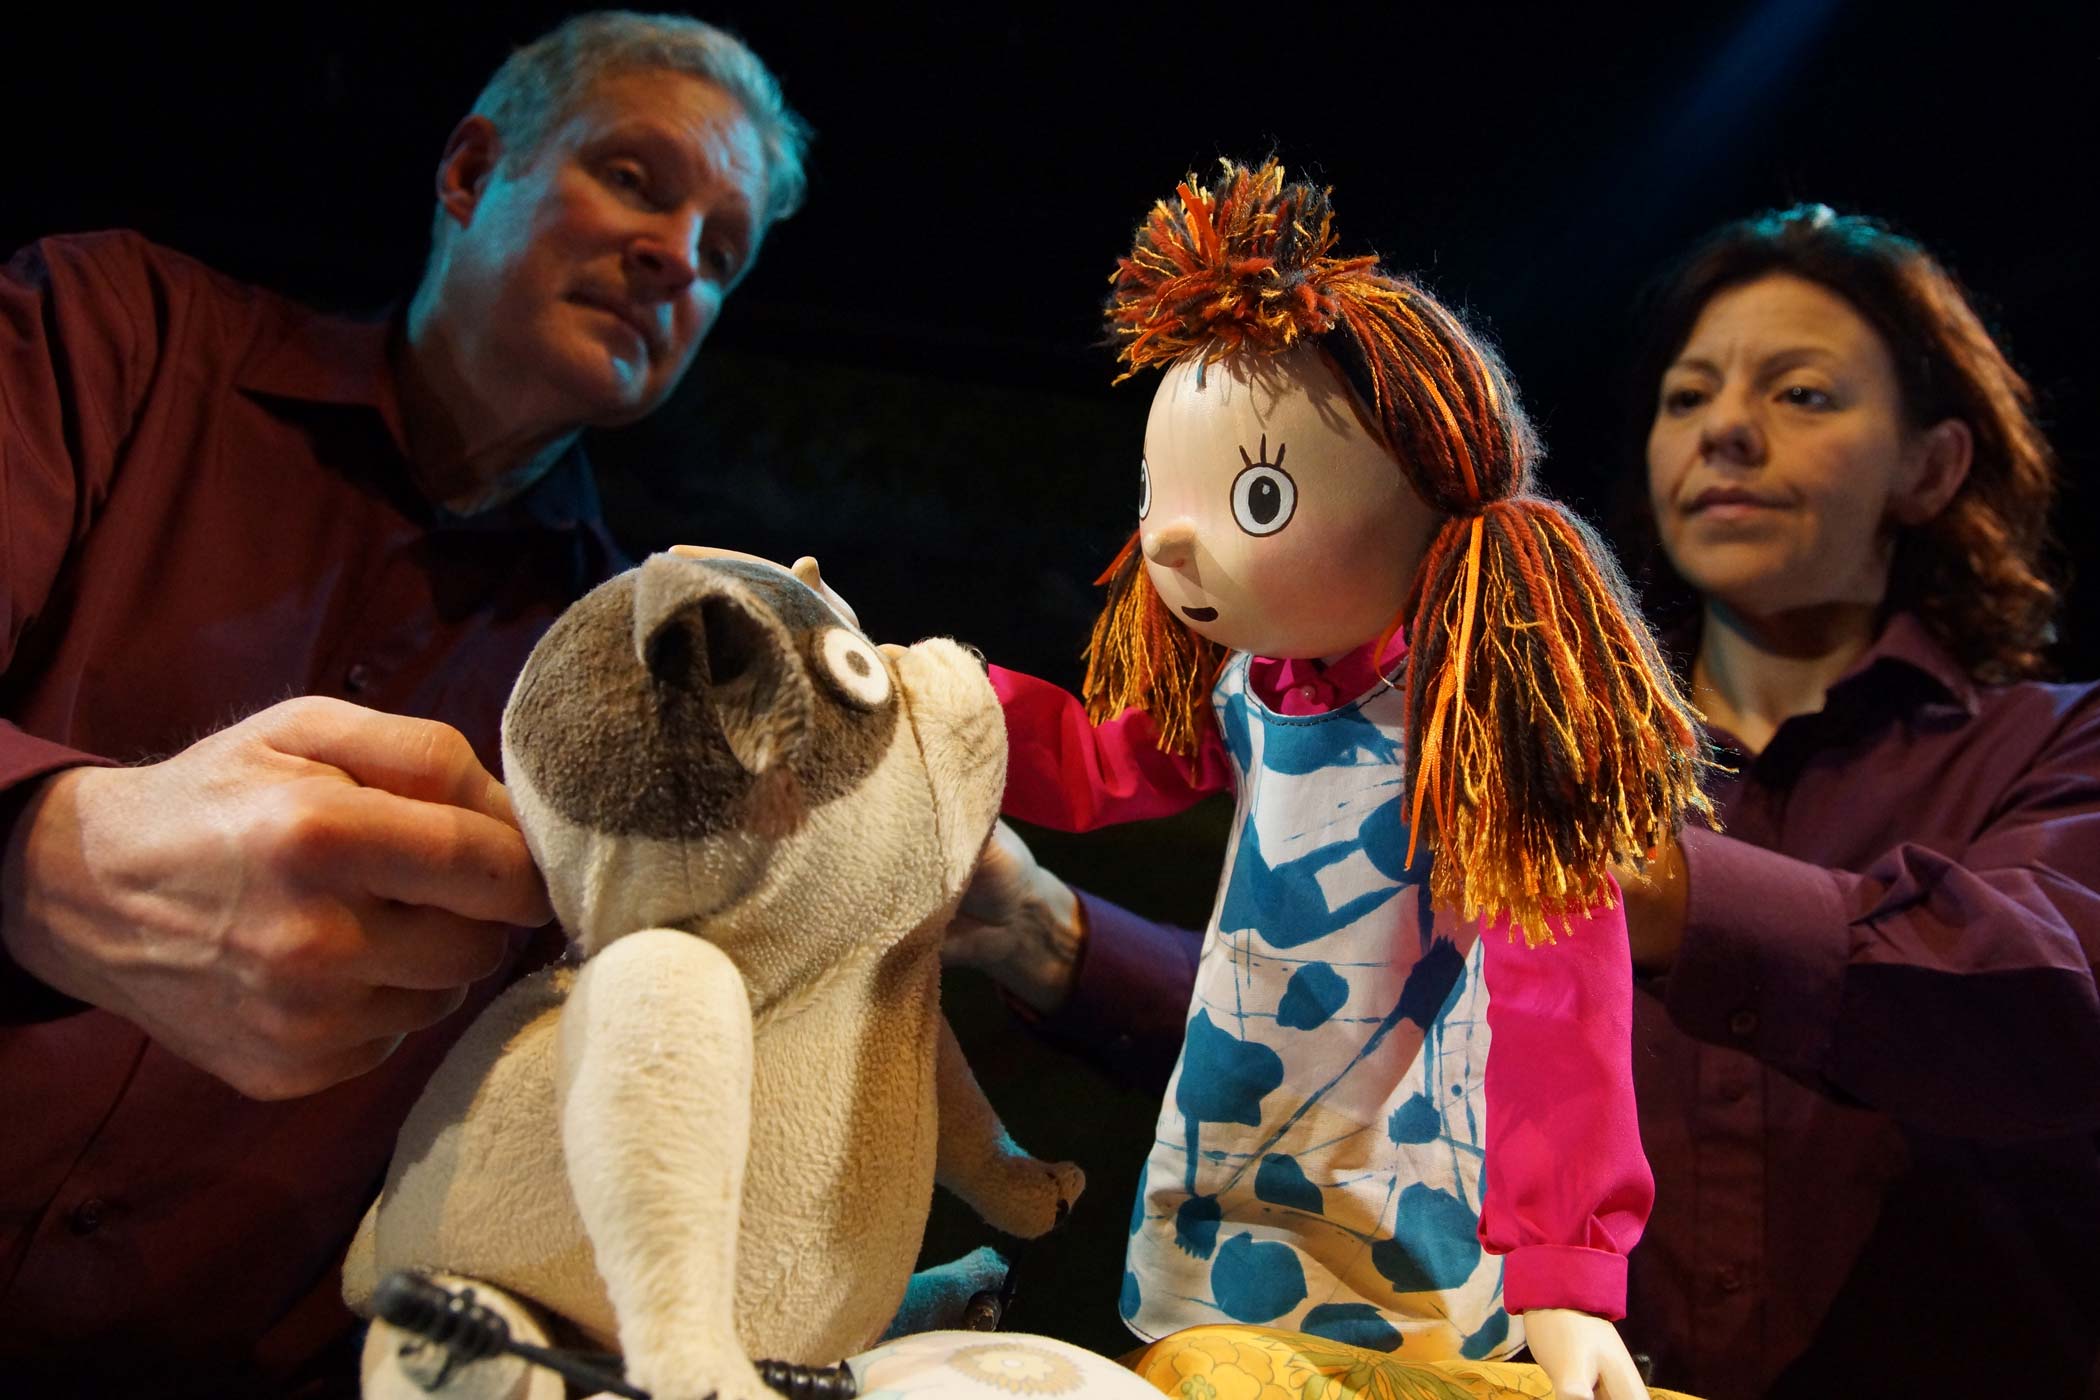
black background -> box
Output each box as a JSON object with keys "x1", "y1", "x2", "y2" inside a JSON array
[
  {"x1": 7, "y1": 0, "x2": 2093, "y2": 1362},
  {"x1": 9, "y1": 1, "x2": 2092, "y2": 680}
]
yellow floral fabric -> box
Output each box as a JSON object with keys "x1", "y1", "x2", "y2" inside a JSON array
[{"x1": 1124, "y1": 1325, "x2": 1702, "y2": 1400}]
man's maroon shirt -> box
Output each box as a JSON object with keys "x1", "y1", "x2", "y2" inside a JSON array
[{"x1": 0, "y1": 232, "x2": 623, "y2": 1394}]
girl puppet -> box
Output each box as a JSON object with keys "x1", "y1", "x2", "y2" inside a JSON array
[{"x1": 990, "y1": 160, "x2": 1712, "y2": 1397}]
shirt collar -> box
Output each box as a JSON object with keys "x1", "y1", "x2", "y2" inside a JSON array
[
  {"x1": 429, "y1": 444, "x2": 616, "y2": 541},
  {"x1": 235, "y1": 301, "x2": 399, "y2": 414},
  {"x1": 234, "y1": 299, "x2": 619, "y2": 551},
  {"x1": 1247, "y1": 630, "x2": 1409, "y2": 713},
  {"x1": 1666, "y1": 609, "x2": 1981, "y2": 720},
  {"x1": 1831, "y1": 610, "x2": 1981, "y2": 715}
]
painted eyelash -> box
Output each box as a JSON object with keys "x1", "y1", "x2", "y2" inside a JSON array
[{"x1": 1238, "y1": 435, "x2": 1286, "y2": 471}]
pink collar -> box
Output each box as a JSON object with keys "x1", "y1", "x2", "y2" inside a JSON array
[{"x1": 1245, "y1": 631, "x2": 1408, "y2": 716}]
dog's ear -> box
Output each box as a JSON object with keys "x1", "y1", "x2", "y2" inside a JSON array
[
  {"x1": 890, "y1": 639, "x2": 1008, "y2": 900},
  {"x1": 633, "y1": 554, "x2": 814, "y2": 780}
]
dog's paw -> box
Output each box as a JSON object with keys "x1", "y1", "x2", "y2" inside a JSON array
[{"x1": 979, "y1": 1156, "x2": 1085, "y2": 1239}]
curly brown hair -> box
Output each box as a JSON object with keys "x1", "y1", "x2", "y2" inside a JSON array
[{"x1": 1631, "y1": 205, "x2": 2061, "y2": 683}]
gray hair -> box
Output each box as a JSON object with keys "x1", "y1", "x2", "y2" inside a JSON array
[{"x1": 468, "y1": 10, "x2": 809, "y2": 224}]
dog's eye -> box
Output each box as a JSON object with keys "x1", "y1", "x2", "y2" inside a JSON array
[{"x1": 817, "y1": 627, "x2": 892, "y2": 709}]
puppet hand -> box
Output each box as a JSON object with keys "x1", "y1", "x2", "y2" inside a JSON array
[
  {"x1": 666, "y1": 545, "x2": 860, "y2": 629},
  {"x1": 1522, "y1": 1309, "x2": 1648, "y2": 1400},
  {"x1": 0, "y1": 697, "x2": 550, "y2": 1100},
  {"x1": 941, "y1": 820, "x2": 1084, "y2": 1013}
]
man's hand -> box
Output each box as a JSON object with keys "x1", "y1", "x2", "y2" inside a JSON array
[
  {"x1": 665, "y1": 546, "x2": 860, "y2": 629},
  {"x1": 942, "y1": 821, "x2": 1085, "y2": 1014},
  {"x1": 1522, "y1": 1308, "x2": 1649, "y2": 1400},
  {"x1": 1613, "y1": 836, "x2": 1689, "y2": 975},
  {"x1": 0, "y1": 697, "x2": 552, "y2": 1100}
]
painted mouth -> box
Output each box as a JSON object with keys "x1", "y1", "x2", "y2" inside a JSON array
[{"x1": 1181, "y1": 606, "x2": 1219, "y2": 623}]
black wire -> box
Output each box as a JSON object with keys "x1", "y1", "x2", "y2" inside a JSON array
[
  {"x1": 372, "y1": 1273, "x2": 651, "y2": 1399},
  {"x1": 373, "y1": 1271, "x2": 865, "y2": 1399}
]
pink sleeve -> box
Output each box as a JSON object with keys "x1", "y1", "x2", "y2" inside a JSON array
[
  {"x1": 1475, "y1": 885, "x2": 1654, "y2": 1319},
  {"x1": 988, "y1": 664, "x2": 1232, "y2": 832}
]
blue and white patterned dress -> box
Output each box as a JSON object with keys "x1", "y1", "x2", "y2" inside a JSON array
[{"x1": 1119, "y1": 654, "x2": 1518, "y2": 1360}]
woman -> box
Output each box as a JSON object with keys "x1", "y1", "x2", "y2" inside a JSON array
[{"x1": 951, "y1": 205, "x2": 2100, "y2": 1399}]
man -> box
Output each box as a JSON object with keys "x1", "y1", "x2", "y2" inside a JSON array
[{"x1": 0, "y1": 13, "x2": 805, "y2": 1392}]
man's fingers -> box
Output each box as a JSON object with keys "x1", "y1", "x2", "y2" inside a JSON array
[
  {"x1": 204, "y1": 1000, "x2": 450, "y2": 1102},
  {"x1": 665, "y1": 546, "x2": 861, "y2": 628},
  {"x1": 348, "y1": 904, "x2": 515, "y2": 991},
  {"x1": 309, "y1": 786, "x2": 553, "y2": 926},
  {"x1": 258, "y1": 697, "x2": 513, "y2": 824},
  {"x1": 789, "y1": 555, "x2": 859, "y2": 628},
  {"x1": 365, "y1": 983, "x2": 473, "y2": 1035}
]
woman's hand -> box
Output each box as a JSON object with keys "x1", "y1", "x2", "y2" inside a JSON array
[
  {"x1": 1613, "y1": 836, "x2": 1689, "y2": 975},
  {"x1": 941, "y1": 820, "x2": 1086, "y2": 1014}
]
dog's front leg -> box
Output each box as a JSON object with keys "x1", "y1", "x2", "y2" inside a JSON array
[
  {"x1": 558, "y1": 928, "x2": 773, "y2": 1400},
  {"x1": 932, "y1": 1013, "x2": 1085, "y2": 1239}
]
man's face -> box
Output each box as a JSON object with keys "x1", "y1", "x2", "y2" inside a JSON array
[{"x1": 435, "y1": 69, "x2": 769, "y2": 430}]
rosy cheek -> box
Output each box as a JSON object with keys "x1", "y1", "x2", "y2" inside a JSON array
[{"x1": 1231, "y1": 538, "x2": 1322, "y2": 619}]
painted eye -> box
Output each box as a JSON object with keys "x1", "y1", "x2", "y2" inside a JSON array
[
  {"x1": 1138, "y1": 458, "x2": 1151, "y2": 520},
  {"x1": 1231, "y1": 462, "x2": 1296, "y2": 536},
  {"x1": 817, "y1": 627, "x2": 891, "y2": 709}
]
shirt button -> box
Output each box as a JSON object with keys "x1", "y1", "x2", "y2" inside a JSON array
[
  {"x1": 67, "y1": 1198, "x2": 106, "y2": 1236},
  {"x1": 344, "y1": 662, "x2": 374, "y2": 694},
  {"x1": 1716, "y1": 1264, "x2": 1744, "y2": 1294},
  {"x1": 1727, "y1": 1008, "x2": 1759, "y2": 1038}
]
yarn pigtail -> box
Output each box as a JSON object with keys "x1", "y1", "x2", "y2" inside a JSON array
[
  {"x1": 1080, "y1": 533, "x2": 1230, "y2": 758},
  {"x1": 1402, "y1": 499, "x2": 1715, "y2": 943}
]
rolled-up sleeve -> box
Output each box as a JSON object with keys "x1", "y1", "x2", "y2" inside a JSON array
[
  {"x1": 1667, "y1": 690, "x2": 2100, "y2": 1140},
  {"x1": 1024, "y1": 890, "x2": 1204, "y2": 1094},
  {"x1": 1478, "y1": 895, "x2": 1653, "y2": 1318}
]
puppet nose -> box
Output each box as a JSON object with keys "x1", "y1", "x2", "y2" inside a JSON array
[{"x1": 1143, "y1": 521, "x2": 1197, "y2": 571}]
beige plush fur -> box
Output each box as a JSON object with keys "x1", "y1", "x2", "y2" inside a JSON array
[{"x1": 343, "y1": 556, "x2": 1082, "y2": 1400}]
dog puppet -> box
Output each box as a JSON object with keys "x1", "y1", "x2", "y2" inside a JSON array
[{"x1": 343, "y1": 554, "x2": 1083, "y2": 1400}]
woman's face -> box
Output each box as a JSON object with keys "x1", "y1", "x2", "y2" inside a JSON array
[{"x1": 1646, "y1": 273, "x2": 1960, "y2": 619}]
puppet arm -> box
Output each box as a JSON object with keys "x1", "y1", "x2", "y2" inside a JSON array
[
  {"x1": 557, "y1": 927, "x2": 775, "y2": 1400},
  {"x1": 1474, "y1": 889, "x2": 1652, "y2": 1395},
  {"x1": 932, "y1": 1011, "x2": 1085, "y2": 1236},
  {"x1": 988, "y1": 666, "x2": 1231, "y2": 832}
]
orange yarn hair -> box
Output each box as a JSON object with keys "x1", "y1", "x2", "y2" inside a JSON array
[{"x1": 1084, "y1": 158, "x2": 1715, "y2": 942}]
